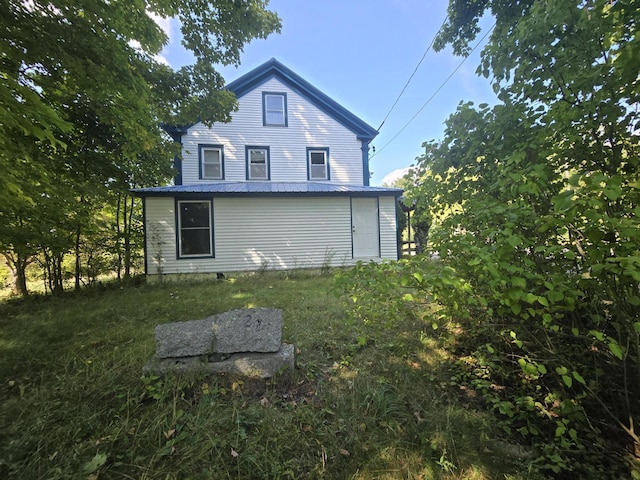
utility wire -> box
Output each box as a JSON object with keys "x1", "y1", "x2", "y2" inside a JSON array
[
  {"x1": 376, "y1": 16, "x2": 449, "y2": 132},
  {"x1": 371, "y1": 23, "x2": 495, "y2": 160}
]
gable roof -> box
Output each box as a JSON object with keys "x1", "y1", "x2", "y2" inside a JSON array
[{"x1": 226, "y1": 58, "x2": 379, "y2": 142}]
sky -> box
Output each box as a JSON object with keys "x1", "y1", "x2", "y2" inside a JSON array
[{"x1": 158, "y1": 0, "x2": 498, "y2": 186}]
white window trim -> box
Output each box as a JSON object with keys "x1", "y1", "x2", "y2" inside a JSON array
[
  {"x1": 246, "y1": 146, "x2": 270, "y2": 180},
  {"x1": 263, "y1": 92, "x2": 287, "y2": 126},
  {"x1": 199, "y1": 145, "x2": 224, "y2": 180},
  {"x1": 307, "y1": 148, "x2": 329, "y2": 181}
]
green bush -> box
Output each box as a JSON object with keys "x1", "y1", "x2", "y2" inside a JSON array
[
  {"x1": 340, "y1": 1, "x2": 640, "y2": 476},
  {"x1": 338, "y1": 98, "x2": 639, "y2": 477}
]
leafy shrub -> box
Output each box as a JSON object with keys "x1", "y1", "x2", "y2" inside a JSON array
[
  {"x1": 422, "y1": 97, "x2": 639, "y2": 471},
  {"x1": 339, "y1": 100, "x2": 639, "y2": 477},
  {"x1": 334, "y1": 258, "x2": 434, "y2": 341}
]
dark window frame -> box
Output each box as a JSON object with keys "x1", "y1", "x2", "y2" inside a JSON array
[
  {"x1": 262, "y1": 92, "x2": 288, "y2": 127},
  {"x1": 245, "y1": 146, "x2": 271, "y2": 180},
  {"x1": 306, "y1": 147, "x2": 330, "y2": 181},
  {"x1": 175, "y1": 199, "x2": 214, "y2": 259},
  {"x1": 198, "y1": 144, "x2": 224, "y2": 180}
]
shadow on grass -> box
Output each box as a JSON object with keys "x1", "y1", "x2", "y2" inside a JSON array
[{"x1": 0, "y1": 275, "x2": 541, "y2": 479}]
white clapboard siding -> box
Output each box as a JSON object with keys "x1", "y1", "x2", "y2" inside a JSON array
[
  {"x1": 145, "y1": 196, "x2": 398, "y2": 275},
  {"x1": 379, "y1": 196, "x2": 399, "y2": 259},
  {"x1": 181, "y1": 78, "x2": 364, "y2": 185},
  {"x1": 144, "y1": 197, "x2": 177, "y2": 275}
]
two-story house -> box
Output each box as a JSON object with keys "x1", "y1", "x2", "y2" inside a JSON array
[{"x1": 135, "y1": 58, "x2": 402, "y2": 279}]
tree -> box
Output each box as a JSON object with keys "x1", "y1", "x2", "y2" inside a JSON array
[
  {"x1": 341, "y1": 0, "x2": 639, "y2": 476},
  {"x1": 414, "y1": 0, "x2": 639, "y2": 475},
  {"x1": 0, "y1": 0, "x2": 281, "y2": 293}
]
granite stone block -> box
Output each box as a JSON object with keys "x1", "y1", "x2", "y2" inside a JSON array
[{"x1": 154, "y1": 308, "x2": 283, "y2": 359}]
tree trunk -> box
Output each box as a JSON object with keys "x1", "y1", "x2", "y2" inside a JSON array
[
  {"x1": 124, "y1": 195, "x2": 134, "y2": 279},
  {"x1": 15, "y1": 256, "x2": 28, "y2": 296},
  {"x1": 3, "y1": 253, "x2": 29, "y2": 296},
  {"x1": 74, "y1": 222, "x2": 82, "y2": 291},
  {"x1": 116, "y1": 193, "x2": 122, "y2": 280},
  {"x1": 42, "y1": 249, "x2": 64, "y2": 296},
  {"x1": 42, "y1": 248, "x2": 53, "y2": 294},
  {"x1": 52, "y1": 253, "x2": 64, "y2": 296}
]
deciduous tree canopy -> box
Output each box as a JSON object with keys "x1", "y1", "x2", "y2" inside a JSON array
[
  {"x1": 0, "y1": 0, "x2": 281, "y2": 205},
  {"x1": 344, "y1": 1, "x2": 639, "y2": 476},
  {"x1": 0, "y1": 0, "x2": 281, "y2": 294}
]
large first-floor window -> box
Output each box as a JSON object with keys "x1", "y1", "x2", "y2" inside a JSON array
[{"x1": 177, "y1": 200, "x2": 213, "y2": 257}]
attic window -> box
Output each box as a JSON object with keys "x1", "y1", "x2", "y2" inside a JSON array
[{"x1": 263, "y1": 92, "x2": 287, "y2": 126}]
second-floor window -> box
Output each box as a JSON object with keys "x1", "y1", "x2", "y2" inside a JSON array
[
  {"x1": 307, "y1": 148, "x2": 330, "y2": 180},
  {"x1": 246, "y1": 147, "x2": 270, "y2": 180},
  {"x1": 199, "y1": 145, "x2": 224, "y2": 180},
  {"x1": 263, "y1": 92, "x2": 287, "y2": 126}
]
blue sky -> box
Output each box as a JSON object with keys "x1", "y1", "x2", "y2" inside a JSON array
[{"x1": 159, "y1": 0, "x2": 497, "y2": 186}]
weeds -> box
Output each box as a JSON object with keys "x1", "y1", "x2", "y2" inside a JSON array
[{"x1": 1, "y1": 274, "x2": 536, "y2": 479}]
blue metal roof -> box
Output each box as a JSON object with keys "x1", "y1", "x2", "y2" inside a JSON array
[
  {"x1": 133, "y1": 182, "x2": 402, "y2": 197},
  {"x1": 164, "y1": 59, "x2": 378, "y2": 142},
  {"x1": 228, "y1": 58, "x2": 378, "y2": 141}
]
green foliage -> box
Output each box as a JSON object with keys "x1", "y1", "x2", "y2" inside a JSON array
[
  {"x1": 1, "y1": 0, "x2": 281, "y2": 153},
  {"x1": 0, "y1": 0, "x2": 282, "y2": 294},
  {"x1": 0, "y1": 263, "x2": 8, "y2": 290},
  {"x1": 0, "y1": 275, "x2": 534, "y2": 479},
  {"x1": 334, "y1": 260, "x2": 422, "y2": 338},
  {"x1": 339, "y1": 0, "x2": 640, "y2": 477}
]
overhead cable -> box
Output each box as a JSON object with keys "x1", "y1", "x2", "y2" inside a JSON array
[
  {"x1": 371, "y1": 24, "x2": 495, "y2": 160},
  {"x1": 375, "y1": 16, "x2": 449, "y2": 132}
]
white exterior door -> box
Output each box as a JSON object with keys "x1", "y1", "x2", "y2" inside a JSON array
[{"x1": 351, "y1": 197, "x2": 380, "y2": 258}]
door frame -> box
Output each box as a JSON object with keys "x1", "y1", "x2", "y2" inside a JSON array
[{"x1": 350, "y1": 196, "x2": 380, "y2": 258}]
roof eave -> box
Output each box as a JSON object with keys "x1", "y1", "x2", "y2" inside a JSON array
[
  {"x1": 133, "y1": 190, "x2": 402, "y2": 199},
  {"x1": 131, "y1": 182, "x2": 403, "y2": 198},
  {"x1": 161, "y1": 124, "x2": 191, "y2": 142},
  {"x1": 226, "y1": 58, "x2": 378, "y2": 141}
]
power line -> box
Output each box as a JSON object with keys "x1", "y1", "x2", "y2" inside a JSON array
[
  {"x1": 376, "y1": 16, "x2": 448, "y2": 132},
  {"x1": 371, "y1": 24, "x2": 495, "y2": 160}
]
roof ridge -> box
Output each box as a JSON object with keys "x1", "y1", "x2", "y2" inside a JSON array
[{"x1": 225, "y1": 59, "x2": 378, "y2": 141}]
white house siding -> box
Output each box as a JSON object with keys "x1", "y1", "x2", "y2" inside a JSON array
[
  {"x1": 180, "y1": 78, "x2": 365, "y2": 185},
  {"x1": 144, "y1": 197, "x2": 177, "y2": 275},
  {"x1": 144, "y1": 195, "x2": 398, "y2": 275},
  {"x1": 379, "y1": 196, "x2": 399, "y2": 259}
]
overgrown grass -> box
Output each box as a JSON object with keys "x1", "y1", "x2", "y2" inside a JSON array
[{"x1": 1, "y1": 272, "x2": 540, "y2": 479}]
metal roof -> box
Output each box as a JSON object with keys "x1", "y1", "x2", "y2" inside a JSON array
[
  {"x1": 226, "y1": 58, "x2": 378, "y2": 141},
  {"x1": 163, "y1": 59, "x2": 379, "y2": 143},
  {"x1": 133, "y1": 182, "x2": 402, "y2": 197}
]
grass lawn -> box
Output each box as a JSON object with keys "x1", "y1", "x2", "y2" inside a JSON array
[{"x1": 0, "y1": 272, "x2": 540, "y2": 479}]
